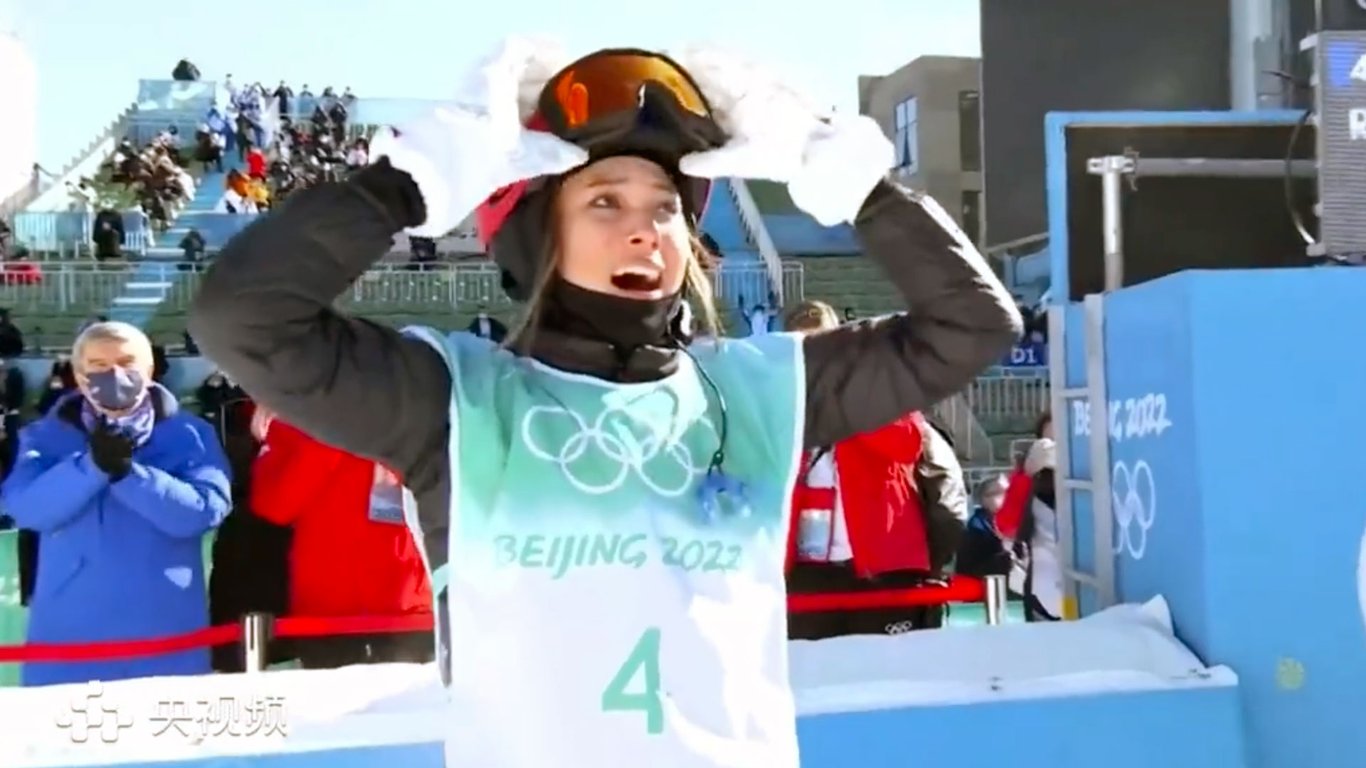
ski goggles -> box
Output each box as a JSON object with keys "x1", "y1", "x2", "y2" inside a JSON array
[{"x1": 537, "y1": 49, "x2": 715, "y2": 138}]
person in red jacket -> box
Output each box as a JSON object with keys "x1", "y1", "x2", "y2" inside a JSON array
[
  {"x1": 782, "y1": 301, "x2": 969, "y2": 639},
  {"x1": 245, "y1": 146, "x2": 267, "y2": 180},
  {"x1": 250, "y1": 408, "x2": 433, "y2": 668}
]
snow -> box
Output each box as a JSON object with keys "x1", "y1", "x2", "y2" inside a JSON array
[{"x1": 3, "y1": 597, "x2": 1237, "y2": 768}]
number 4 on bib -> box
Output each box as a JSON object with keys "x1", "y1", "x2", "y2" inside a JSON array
[{"x1": 601, "y1": 627, "x2": 664, "y2": 735}]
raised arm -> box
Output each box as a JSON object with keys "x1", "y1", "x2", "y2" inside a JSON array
[
  {"x1": 801, "y1": 181, "x2": 1022, "y2": 448},
  {"x1": 187, "y1": 161, "x2": 453, "y2": 486}
]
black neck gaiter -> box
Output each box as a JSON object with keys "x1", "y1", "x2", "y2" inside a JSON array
[{"x1": 539, "y1": 279, "x2": 680, "y2": 352}]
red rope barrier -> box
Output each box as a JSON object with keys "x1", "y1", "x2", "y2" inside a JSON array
[
  {"x1": 273, "y1": 613, "x2": 434, "y2": 638},
  {"x1": 0, "y1": 624, "x2": 240, "y2": 663},
  {"x1": 789, "y1": 577, "x2": 985, "y2": 613},
  {"x1": 0, "y1": 577, "x2": 988, "y2": 664}
]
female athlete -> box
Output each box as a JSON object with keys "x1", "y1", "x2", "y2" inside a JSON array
[{"x1": 190, "y1": 38, "x2": 1021, "y2": 768}]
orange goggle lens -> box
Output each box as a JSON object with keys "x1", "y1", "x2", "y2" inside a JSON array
[{"x1": 545, "y1": 52, "x2": 710, "y2": 131}]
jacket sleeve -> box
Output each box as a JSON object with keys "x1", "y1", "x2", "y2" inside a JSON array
[
  {"x1": 801, "y1": 181, "x2": 1022, "y2": 448},
  {"x1": 1, "y1": 434, "x2": 107, "y2": 532},
  {"x1": 187, "y1": 160, "x2": 453, "y2": 495},
  {"x1": 915, "y1": 418, "x2": 970, "y2": 572},
  {"x1": 110, "y1": 421, "x2": 232, "y2": 539},
  {"x1": 249, "y1": 421, "x2": 344, "y2": 527}
]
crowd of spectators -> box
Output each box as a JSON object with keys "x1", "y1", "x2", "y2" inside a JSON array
[
  {"x1": 101, "y1": 133, "x2": 198, "y2": 235},
  {"x1": 216, "y1": 80, "x2": 364, "y2": 214}
]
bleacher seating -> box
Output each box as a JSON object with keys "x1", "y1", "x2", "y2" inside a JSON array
[
  {"x1": 793, "y1": 254, "x2": 901, "y2": 318},
  {"x1": 747, "y1": 181, "x2": 860, "y2": 255}
]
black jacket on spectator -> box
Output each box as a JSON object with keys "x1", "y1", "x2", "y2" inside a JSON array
[
  {"x1": 956, "y1": 508, "x2": 1013, "y2": 578},
  {"x1": 1, "y1": 363, "x2": 25, "y2": 469},
  {"x1": 0, "y1": 319, "x2": 24, "y2": 358},
  {"x1": 199, "y1": 380, "x2": 294, "y2": 671},
  {"x1": 1013, "y1": 468, "x2": 1059, "y2": 622},
  {"x1": 92, "y1": 209, "x2": 125, "y2": 258},
  {"x1": 172, "y1": 59, "x2": 201, "y2": 81}
]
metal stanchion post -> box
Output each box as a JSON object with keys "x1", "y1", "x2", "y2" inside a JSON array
[
  {"x1": 241, "y1": 612, "x2": 271, "y2": 674},
  {"x1": 1086, "y1": 154, "x2": 1136, "y2": 292},
  {"x1": 983, "y1": 575, "x2": 1008, "y2": 626}
]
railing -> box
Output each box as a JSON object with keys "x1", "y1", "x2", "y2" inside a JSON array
[
  {"x1": 136, "y1": 79, "x2": 220, "y2": 112},
  {"x1": 11, "y1": 211, "x2": 156, "y2": 254},
  {"x1": 148, "y1": 261, "x2": 802, "y2": 314},
  {"x1": 0, "y1": 260, "x2": 804, "y2": 324},
  {"x1": 964, "y1": 370, "x2": 1050, "y2": 422},
  {"x1": 964, "y1": 465, "x2": 1015, "y2": 489},
  {"x1": 727, "y1": 180, "x2": 788, "y2": 304},
  {"x1": 0, "y1": 261, "x2": 140, "y2": 313},
  {"x1": 931, "y1": 392, "x2": 996, "y2": 465},
  {"x1": 711, "y1": 261, "x2": 804, "y2": 308},
  {"x1": 13, "y1": 211, "x2": 485, "y2": 256},
  {"x1": 132, "y1": 83, "x2": 448, "y2": 132}
]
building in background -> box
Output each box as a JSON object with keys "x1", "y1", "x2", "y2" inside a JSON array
[
  {"x1": 857, "y1": 56, "x2": 983, "y2": 246},
  {"x1": 978, "y1": 0, "x2": 1233, "y2": 250}
]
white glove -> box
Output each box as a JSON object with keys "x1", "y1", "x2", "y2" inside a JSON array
[
  {"x1": 369, "y1": 37, "x2": 587, "y2": 237},
  {"x1": 673, "y1": 45, "x2": 893, "y2": 227}
]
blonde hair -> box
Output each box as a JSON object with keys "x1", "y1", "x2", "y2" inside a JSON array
[
  {"x1": 783, "y1": 300, "x2": 839, "y2": 332},
  {"x1": 505, "y1": 192, "x2": 721, "y2": 351},
  {"x1": 72, "y1": 321, "x2": 153, "y2": 375}
]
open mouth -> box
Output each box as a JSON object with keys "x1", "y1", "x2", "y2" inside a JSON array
[{"x1": 610, "y1": 268, "x2": 663, "y2": 293}]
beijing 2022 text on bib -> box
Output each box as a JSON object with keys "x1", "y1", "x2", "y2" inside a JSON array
[{"x1": 405, "y1": 328, "x2": 806, "y2": 768}]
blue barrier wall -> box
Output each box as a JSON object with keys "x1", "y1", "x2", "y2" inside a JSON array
[
  {"x1": 1058, "y1": 269, "x2": 1366, "y2": 767},
  {"x1": 1044, "y1": 110, "x2": 1366, "y2": 766}
]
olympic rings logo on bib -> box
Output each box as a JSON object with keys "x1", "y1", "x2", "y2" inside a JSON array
[{"x1": 520, "y1": 403, "x2": 718, "y2": 497}]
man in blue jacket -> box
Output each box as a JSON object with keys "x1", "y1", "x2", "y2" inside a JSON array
[{"x1": 3, "y1": 321, "x2": 231, "y2": 686}]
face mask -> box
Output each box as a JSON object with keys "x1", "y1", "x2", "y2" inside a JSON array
[{"x1": 86, "y1": 368, "x2": 146, "y2": 411}]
